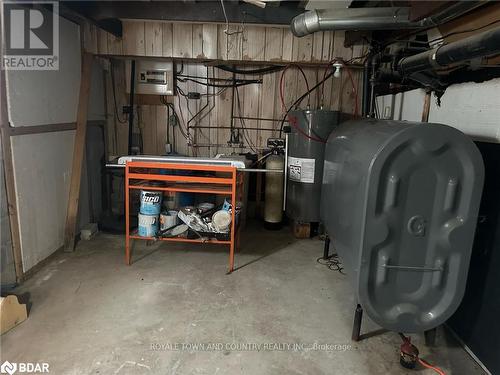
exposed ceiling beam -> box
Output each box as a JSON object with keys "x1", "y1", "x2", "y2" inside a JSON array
[{"x1": 60, "y1": 1, "x2": 305, "y2": 28}]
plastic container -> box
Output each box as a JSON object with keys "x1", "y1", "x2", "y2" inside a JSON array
[
  {"x1": 138, "y1": 213, "x2": 159, "y2": 237},
  {"x1": 160, "y1": 210, "x2": 179, "y2": 231}
]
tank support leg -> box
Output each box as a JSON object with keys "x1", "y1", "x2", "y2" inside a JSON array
[
  {"x1": 323, "y1": 235, "x2": 330, "y2": 259},
  {"x1": 352, "y1": 304, "x2": 363, "y2": 341},
  {"x1": 424, "y1": 327, "x2": 437, "y2": 346}
]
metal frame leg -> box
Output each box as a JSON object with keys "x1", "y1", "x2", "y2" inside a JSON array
[
  {"x1": 352, "y1": 304, "x2": 363, "y2": 341},
  {"x1": 125, "y1": 164, "x2": 131, "y2": 265},
  {"x1": 228, "y1": 169, "x2": 237, "y2": 274},
  {"x1": 323, "y1": 235, "x2": 330, "y2": 259}
]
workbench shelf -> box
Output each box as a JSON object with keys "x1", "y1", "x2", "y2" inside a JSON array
[{"x1": 125, "y1": 161, "x2": 243, "y2": 273}]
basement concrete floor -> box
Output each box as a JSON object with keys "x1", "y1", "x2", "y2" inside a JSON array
[{"x1": 1, "y1": 222, "x2": 485, "y2": 375}]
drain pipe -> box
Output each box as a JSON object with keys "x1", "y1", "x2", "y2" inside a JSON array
[
  {"x1": 291, "y1": 1, "x2": 486, "y2": 37},
  {"x1": 399, "y1": 26, "x2": 500, "y2": 75},
  {"x1": 361, "y1": 55, "x2": 372, "y2": 117}
]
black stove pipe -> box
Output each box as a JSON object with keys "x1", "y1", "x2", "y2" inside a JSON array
[{"x1": 399, "y1": 26, "x2": 500, "y2": 76}]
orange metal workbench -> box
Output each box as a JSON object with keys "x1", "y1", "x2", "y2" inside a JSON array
[{"x1": 125, "y1": 161, "x2": 243, "y2": 273}]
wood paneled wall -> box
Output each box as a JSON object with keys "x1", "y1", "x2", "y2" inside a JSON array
[
  {"x1": 91, "y1": 20, "x2": 367, "y2": 158},
  {"x1": 84, "y1": 20, "x2": 367, "y2": 64}
]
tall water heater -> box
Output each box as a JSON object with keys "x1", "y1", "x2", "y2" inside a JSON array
[
  {"x1": 321, "y1": 119, "x2": 484, "y2": 333},
  {"x1": 286, "y1": 110, "x2": 340, "y2": 223}
]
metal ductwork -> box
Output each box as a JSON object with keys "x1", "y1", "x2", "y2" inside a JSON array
[
  {"x1": 399, "y1": 26, "x2": 500, "y2": 75},
  {"x1": 291, "y1": 7, "x2": 413, "y2": 36},
  {"x1": 291, "y1": 1, "x2": 487, "y2": 37}
]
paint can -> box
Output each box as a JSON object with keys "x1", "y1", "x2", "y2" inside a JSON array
[
  {"x1": 212, "y1": 210, "x2": 232, "y2": 233},
  {"x1": 140, "y1": 190, "x2": 163, "y2": 215},
  {"x1": 160, "y1": 210, "x2": 179, "y2": 231},
  {"x1": 138, "y1": 213, "x2": 159, "y2": 237}
]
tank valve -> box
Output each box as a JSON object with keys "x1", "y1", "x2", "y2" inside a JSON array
[
  {"x1": 399, "y1": 334, "x2": 419, "y2": 369},
  {"x1": 399, "y1": 333, "x2": 446, "y2": 374}
]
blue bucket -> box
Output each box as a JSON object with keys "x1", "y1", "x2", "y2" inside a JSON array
[
  {"x1": 140, "y1": 190, "x2": 163, "y2": 215},
  {"x1": 138, "y1": 213, "x2": 159, "y2": 237}
]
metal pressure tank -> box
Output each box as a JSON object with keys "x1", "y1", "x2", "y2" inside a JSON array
[
  {"x1": 321, "y1": 119, "x2": 484, "y2": 333},
  {"x1": 286, "y1": 110, "x2": 340, "y2": 223}
]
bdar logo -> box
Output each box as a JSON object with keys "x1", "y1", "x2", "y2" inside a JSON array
[{"x1": 0, "y1": 361, "x2": 17, "y2": 375}]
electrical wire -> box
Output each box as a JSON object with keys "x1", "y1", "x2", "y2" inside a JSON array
[
  {"x1": 289, "y1": 114, "x2": 327, "y2": 143},
  {"x1": 317, "y1": 254, "x2": 345, "y2": 274},
  {"x1": 161, "y1": 95, "x2": 189, "y2": 141},
  {"x1": 428, "y1": 18, "x2": 500, "y2": 45},
  {"x1": 176, "y1": 85, "x2": 187, "y2": 97},
  {"x1": 136, "y1": 105, "x2": 144, "y2": 153},
  {"x1": 346, "y1": 52, "x2": 371, "y2": 64},
  {"x1": 250, "y1": 151, "x2": 273, "y2": 167},
  {"x1": 383, "y1": 18, "x2": 500, "y2": 49},
  {"x1": 177, "y1": 74, "x2": 258, "y2": 83},
  {"x1": 278, "y1": 70, "x2": 335, "y2": 138},
  {"x1": 399, "y1": 333, "x2": 446, "y2": 375},
  {"x1": 201, "y1": 87, "x2": 229, "y2": 97},
  {"x1": 220, "y1": 0, "x2": 243, "y2": 36},
  {"x1": 174, "y1": 100, "x2": 190, "y2": 141},
  {"x1": 176, "y1": 61, "x2": 184, "y2": 75},
  {"x1": 234, "y1": 86, "x2": 258, "y2": 153},
  {"x1": 279, "y1": 65, "x2": 311, "y2": 111},
  {"x1": 176, "y1": 68, "x2": 230, "y2": 147},
  {"x1": 177, "y1": 77, "x2": 261, "y2": 88},
  {"x1": 166, "y1": 104, "x2": 170, "y2": 146},
  {"x1": 216, "y1": 64, "x2": 285, "y2": 75},
  {"x1": 110, "y1": 62, "x2": 127, "y2": 124},
  {"x1": 418, "y1": 358, "x2": 446, "y2": 375}
]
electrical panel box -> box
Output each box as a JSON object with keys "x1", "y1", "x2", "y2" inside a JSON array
[{"x1": 126, "y1": 60, "x2": 174, "y2": 95}]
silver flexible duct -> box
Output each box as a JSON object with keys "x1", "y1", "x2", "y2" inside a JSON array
[{"x1": 291, "y1": 1, "x2": 487, "y2": 37}]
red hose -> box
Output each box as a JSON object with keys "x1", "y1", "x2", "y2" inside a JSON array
[
  {"x1": 288, "y1": 115, "x2": 326, "y2": 143},
  {"x1": 418, "y1": 358, "x2": 446, "y2": 375}
]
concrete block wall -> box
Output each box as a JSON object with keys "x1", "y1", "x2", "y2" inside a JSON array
[{"x1": 377, "y1": 78, "x2": 500, "y2": 143}]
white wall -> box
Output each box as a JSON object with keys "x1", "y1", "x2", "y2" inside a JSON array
[
  {"x1": 11, "y1": 132, "x2": 74, "y2": 270},
  {"x1": 6, "y1": 18, "x2": 80, "y2": 127},
  {"x1": 377, "y1": 89, "x2": 427, "y2": 122},
  {"x1": 377, "y1": 78, "x2": 500, "y2": 143},
  {"x1": 6, "y1": 17, "x2": 106, "y2": 272},
  {"x1": 428, "y1": 79, "x2": 500, "y2": 142},
  {"x1": 1, "y1": 133, "x2": 16, "y2": 284}
]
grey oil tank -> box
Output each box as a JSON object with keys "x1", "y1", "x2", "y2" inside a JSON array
[
  {"x1": 286, "y1": 110, "x2": 340, "y2": 222},
  {"x1": 321, "y1": 119, "x2": 484, "y2": 333}
]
